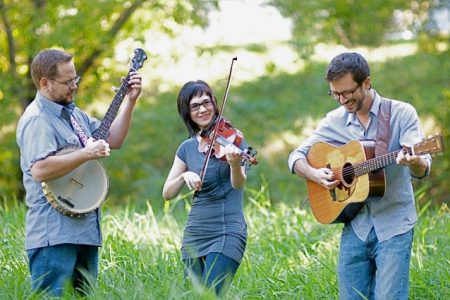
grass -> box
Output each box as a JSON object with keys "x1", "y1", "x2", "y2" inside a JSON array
[{"x1": 0, "y1": 188, "x2": 449, "y2": 299}]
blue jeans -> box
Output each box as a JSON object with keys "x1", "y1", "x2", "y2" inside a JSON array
[
  {"x1": 338, "y1": 225, "x2": 413, "y2": 300},
  {"x1": 183, "y1": 252, "x2": 240, "y2": 296},
  {"x1": 27, "y1": 244, "x2": 98, "y2": 297}
]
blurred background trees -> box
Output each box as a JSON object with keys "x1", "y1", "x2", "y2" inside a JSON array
[
  {"x1": 1, "y1": 0, "x2": 448, "y2": 209},
  {"x1": 0, "y1": 0, "x2": 216, "y2": 200}
]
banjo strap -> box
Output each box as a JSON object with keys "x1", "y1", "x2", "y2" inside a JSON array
[{"x1": 70, "y1": 114, "x2": 89, "y2": 146}]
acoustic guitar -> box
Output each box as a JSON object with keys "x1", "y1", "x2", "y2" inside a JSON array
[
  {"x1": 306, "y1": 135, "x2": 444, "y2": 224},
  {"x1": 41, "y1": 48, "x2": 147, "y2": 217}
]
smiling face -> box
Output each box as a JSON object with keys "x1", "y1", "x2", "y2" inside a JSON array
[
  {"x1": 329, "y1": 73, "x2": 372, "y2": 114},
  {"x1": 189, "y1": 93, "x2": 215, "y2": 130}
]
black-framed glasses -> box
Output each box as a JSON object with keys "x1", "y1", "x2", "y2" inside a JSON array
[
  {"x1": 48, "y1": 75, "x2": 81, "y2": 87},
  {"x1": 190, "y1": 99, "x2": 213, "y2": 112},
  {"x1": 328, "y1": 84, "x2": 361, "y2": 101}
]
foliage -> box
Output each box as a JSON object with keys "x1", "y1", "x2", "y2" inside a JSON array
[
  {"x1": 267, "y1": 0, "x2": 443, "y2": 58},
  {"x1": 1, "y1": 1, "x2": 448, "y2": 209},
  {"x1": 372, "y1": 51, "x2": 450, "y2": 204},
  {"x1": 1, "y1": 190, "x2": 449, "y2": 299},
  {"x1": 0, "y1": 0, "x2": 216, "y2": 199}
]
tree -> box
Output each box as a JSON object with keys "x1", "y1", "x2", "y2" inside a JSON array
[
  {"x1": 267, "y1": 0, "x2": 444, "y2": 58},
  {"x1": 0, "y1": 0, "x2": 216, "y2": 200}
]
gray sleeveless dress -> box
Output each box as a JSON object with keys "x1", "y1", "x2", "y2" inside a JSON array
[{"x1": 176, "y1": 137, "x2": 248, "y2": 264}]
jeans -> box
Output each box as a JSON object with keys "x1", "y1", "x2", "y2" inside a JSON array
[
  {"x1": 27, "y1": 244, "x2": 98, "y2": 297},
  {"x1": 183, "y1": 252, "x2": 240, "y2": 296},
  {"x1": 338, "y1": 225, "x2": 413, "y2": 300}
]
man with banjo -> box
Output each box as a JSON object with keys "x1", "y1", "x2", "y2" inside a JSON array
[{"x1": 16, "y1": 48, "x2": 143, "y2": 296}]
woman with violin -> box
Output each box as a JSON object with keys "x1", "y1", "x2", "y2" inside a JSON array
[{"x1": 163, "y1": 80, "x2": 255, "y2": 296}]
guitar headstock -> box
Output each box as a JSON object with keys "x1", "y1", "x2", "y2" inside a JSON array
[
  {"x1": 411, "y1": 134, "x2": 445, "y2": 156},
  {"x1": 131, "y1": 48, "x2": 147, "y2": 71}
]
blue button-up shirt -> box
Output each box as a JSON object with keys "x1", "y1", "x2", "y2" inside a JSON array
[
  {"x1": 288, "y1": 91, "x2": 431, "y2": 242},
  {"x1": 16, "y1": 92, "x2": 102, "y2": 250}
]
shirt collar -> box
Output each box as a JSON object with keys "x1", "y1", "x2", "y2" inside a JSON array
[
  {"x1": 36, "y1": 91, "x2": 75, "y2": 117},
  {"x1": 345, "y1": 89, "x2": 381, "y2": 126}
]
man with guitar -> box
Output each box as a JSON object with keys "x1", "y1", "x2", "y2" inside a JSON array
[
  {"x1": 288, "y1": 52, "x2": 432, "y2": 299},
  {"x1": 16, "y1": 49, "x2": 142, "y2": 296}
]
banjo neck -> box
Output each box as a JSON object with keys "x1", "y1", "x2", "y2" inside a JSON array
[
  {"x1": 92, "y1": 73, "x2": 132, "y2": 141},
  {"x1": 42, "y1": 48, "x2": 148, "y2": 217},
  {"x1": 92, "y1": 47, "x2": 147, "y2": 141}
]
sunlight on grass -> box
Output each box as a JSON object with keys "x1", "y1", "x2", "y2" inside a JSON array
[
  {"x1": 1, "y1": 195, "x2": 449, "y2": 299},
  {"x1": 103, "y1": 201, "x2": 182, "y2": 252}
]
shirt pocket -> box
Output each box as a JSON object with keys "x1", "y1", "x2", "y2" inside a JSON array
[{"x1": 58, "y1": 133, "x2": 81, "y2": 150}]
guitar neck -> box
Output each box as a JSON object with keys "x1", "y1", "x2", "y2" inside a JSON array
[
  {"x1": 92, "y1": 72, "x2": 132, "y2": 140},
  {"x1": 354, "y1": 150, "x2": 401, "y2": 177}
]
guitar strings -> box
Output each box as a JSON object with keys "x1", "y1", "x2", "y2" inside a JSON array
[{"x1": 336, "y1": 150, "x2": 401, "y2": 179}]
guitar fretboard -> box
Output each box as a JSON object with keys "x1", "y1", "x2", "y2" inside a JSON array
[{"x1": 353, "y1": 150, "x2": 401, "y2": 177}]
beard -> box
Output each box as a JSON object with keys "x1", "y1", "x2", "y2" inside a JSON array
[
  {"x1": 51, "y1": 89, "x2": 75, "y2": 105},
  {"x1": 54, "y1": 98, "x2": 73, "y2": 105}
]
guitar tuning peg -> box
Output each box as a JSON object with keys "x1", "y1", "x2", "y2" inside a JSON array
[{"x1": 111, "y1": 86, "x2": 119, "y2": 92}]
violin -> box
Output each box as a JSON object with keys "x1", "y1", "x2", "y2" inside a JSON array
[
  {"x1": 198, "y1": 117, "x2": 258, "y2": 167},
  {"x1": 194, "y1": 57, "x2": 257, "y2": 198}
]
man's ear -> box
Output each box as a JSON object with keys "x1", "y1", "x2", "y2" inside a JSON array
[
  {"x1": 364, "y1": 76, "x2": 371, "y2": 90},
  {"x1": 39, "y1": 77, "x2": 49, "y2": 89}
]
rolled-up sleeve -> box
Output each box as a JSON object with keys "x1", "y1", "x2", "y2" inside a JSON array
[
  {"x1": 17, "y1": 116, "x2": 58, "y2": 171},
  {"x1": 287, "y1": 108, "x2": 351, "y2": 174},
  {"x1": 288, "y1": 143, "x2": 309, "y2": 173}
]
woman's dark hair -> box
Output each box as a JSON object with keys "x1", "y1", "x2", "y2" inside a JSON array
[
  {"x1": 177, "y1": 80, "x2": 219, "y2": 137},
  {"x1": 325, "y1": 52, "x2": 370, "y2": 85}
]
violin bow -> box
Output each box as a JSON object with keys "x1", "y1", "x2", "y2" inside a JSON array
[{"x1": 193, "y1": 57, "x2": 237, "y2": 198}]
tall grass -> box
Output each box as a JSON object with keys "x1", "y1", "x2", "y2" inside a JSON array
[{"x1": 0, "y1": 191, "x2": 449, "y2": 299}]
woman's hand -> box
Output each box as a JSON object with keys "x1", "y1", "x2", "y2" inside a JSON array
[
  {"x1": 224, "y1": 144, "x2": 242, "y2": 169},
  {"x1": 182, "y1": 171, "x2": 202, "y2": 191}
]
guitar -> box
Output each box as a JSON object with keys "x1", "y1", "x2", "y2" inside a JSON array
[
  {"x1": 306, "y1": 135, "x2": 444, "y2": 224},
  {"x1": 41, "y1": 48, "x2": 147, "y2": 217}
]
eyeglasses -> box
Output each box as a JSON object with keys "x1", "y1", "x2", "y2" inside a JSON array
[
  {"x1": 328, "y1": 84, "x2": 361, "y2": 101},
  {"x1": 190, "y1": 99, "x2": 213, "y2": 112},
  {"x1": 48, "y1": 75, "x2": 81, "y2": 87}
]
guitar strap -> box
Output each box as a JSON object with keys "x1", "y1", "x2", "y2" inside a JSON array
[
  {"x1": 335, "y1": 96, "x2": 391, "y2": 224},
  {"x1": 375, "y1": 97, "x2": 392, "y2": 156}
]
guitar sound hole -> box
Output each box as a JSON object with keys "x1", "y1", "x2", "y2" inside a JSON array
[{"x1": 342, "y1": 162, "x2": 355, "y2": 185}]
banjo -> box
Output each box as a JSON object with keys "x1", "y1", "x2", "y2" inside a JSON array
[{"x1": 42, "y1": 48, "x2": 147, "y2": 217}]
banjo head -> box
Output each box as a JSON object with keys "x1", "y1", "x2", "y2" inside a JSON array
[{"x1": 42, "y1": 148, "x2": 109, "y2": 217}]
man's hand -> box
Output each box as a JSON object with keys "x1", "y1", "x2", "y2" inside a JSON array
[
  {"x1": 125, "y1": 71, "x2": 142, "y2": 102},
  {"x1": 83, "y1": 137, "x2": 110, "y2": 159}
]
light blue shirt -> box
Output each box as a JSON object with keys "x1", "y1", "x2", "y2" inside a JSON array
[
  {"x1": 16, "y1": 92, "x2": 102, "y2": 250},
  {"x1": 288, "y1": 91, "x2": 431, "y2": 242}
]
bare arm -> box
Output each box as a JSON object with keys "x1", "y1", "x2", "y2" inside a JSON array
[
  {"x1": 225, "y1": 144, "x2": 247, "y2": 189},
  {"x1": 292, "y1": 158, "x2": 339, "y2": 190},
  {"x1": 162, "y1": 156, "x2": 202, "y2": 200},
  {"x1": 107, "y1": 72, "x2": 141, "y2": 149},
  {"x1": 31, "y1": 138, "x2": 110, "y2": 182}
]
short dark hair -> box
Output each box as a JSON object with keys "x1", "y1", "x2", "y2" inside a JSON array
[
  {"x1": 30, "y1": 49, "x2": 73, "y2": 89},
  {"x1": 325, "y1": 52, "x2": 370, "y2": 84},
  {"x1": 176, "y1": 80, "x2": 219, "y2": 137}
]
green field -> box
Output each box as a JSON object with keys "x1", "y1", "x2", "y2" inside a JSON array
[{"x1": 1, "y1": 189, "x2": 449, "y2": 299}]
